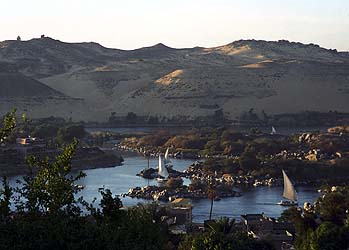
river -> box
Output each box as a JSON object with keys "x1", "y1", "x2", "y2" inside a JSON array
[
  {"x1": 6, "y1": 155, "x2": 320, "y2": 223},
  {"x1": 86, "y1": 125, "x2": 327, "y2": 136}
]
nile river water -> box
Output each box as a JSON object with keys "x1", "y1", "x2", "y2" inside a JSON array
[{"x1": 7, "y1": 155, "x2": 320, "y2": 223}]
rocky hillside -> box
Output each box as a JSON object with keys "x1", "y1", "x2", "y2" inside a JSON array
[{"x1": 1, "y1": 37, "x2": 349, "y2": 122}]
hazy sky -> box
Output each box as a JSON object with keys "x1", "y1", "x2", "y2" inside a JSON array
[{"x1": 1, "y1": 0, "x2": 349, "y2": 51}]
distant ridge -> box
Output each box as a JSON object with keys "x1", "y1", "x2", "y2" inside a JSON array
[{"x1": 1, "y1": 36, "x2": 349, "y2": 122}]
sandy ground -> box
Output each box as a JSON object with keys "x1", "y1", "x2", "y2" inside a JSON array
[{"x1": 1, "y1": 39, "x2": 349, "y2": 122}]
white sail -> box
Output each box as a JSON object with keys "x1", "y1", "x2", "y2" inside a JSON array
[
  {"x1": 282, "y1": 170, "x2": 297, "y2": 201},
  {"x1": 164, "y1": 147, "x2": 171, "y2": 164},
  {"x1": 158, "y1": 155, "x2": 169, "y2": 178},
  {"x1": 271, "y1": 126, "x2": 277, "y2": 135}
]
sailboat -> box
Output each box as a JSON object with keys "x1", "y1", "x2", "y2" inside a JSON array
[
  {"x1": 164, "y1": 147, "x2": 171, "y2": 165},
  {"x1": 157, "y1": 155, "x2": 169, "y2": 182},
  {"x1": 271, "y1": 126, "x2": 277, "y2": 135},
  {"x1": 278, "y1": 170, "x2": 298, "y2": 206}
]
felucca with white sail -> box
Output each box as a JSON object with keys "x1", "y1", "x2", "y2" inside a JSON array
[
  {"x1": 278, "y1": 170, "x2": 298, "y2": 206},
  {"x1": 164, "y1": 147, "x2": 171, "y2": 165},
  {"x1": 157, "y1": 154, "x2": 169, "y2": 182},
  {"x1": 271, "y1": 126, "x2": 277, "y2": 135}
]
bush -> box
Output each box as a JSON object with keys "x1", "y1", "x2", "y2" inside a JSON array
[{"x1": 166, "y1": 177, "x2": 184, "y2": 189}]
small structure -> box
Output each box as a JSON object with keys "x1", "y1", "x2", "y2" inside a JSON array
[
  {"x1": 16, "y1": 137, "x2": 44, "y2": 146},
  {"x1": 15, "y1": 137, "x2": 45, "y2": 156},
  {"x1": 167, "y1": 198, "x2": 193, "y2": 234},
  {"x1": 241, "y1": 213, "x2": 295, "y2": 250}
]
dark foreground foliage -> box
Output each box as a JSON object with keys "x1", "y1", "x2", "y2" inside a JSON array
[
  {"x1": 280, "y1": 186, "x2": 349, "y2": 250},
  {"x1": 178, "y1": 218, "x2": 274, "y2": 250},
  {"x1": 0, "y1": 115, "x2": 167, "y2": 250},
  {"x1": 0, "y1": 140, "x2": 167, "y2": 250}
]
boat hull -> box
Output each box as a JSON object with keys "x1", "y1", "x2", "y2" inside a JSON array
[
  {"x1": 156, "y1": 177, "x2": 168, "y2": 183},
  {"x1": 278, "y1": 200, "x2": 298, "y2": 206}
]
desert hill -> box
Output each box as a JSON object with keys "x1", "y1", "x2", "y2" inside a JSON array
[
  {"x1": 1, "y1": 37, "x2": 348, "y2": 122},
  {"x1": 0, "y1": 72, "x2": 63, "y2": 98}
]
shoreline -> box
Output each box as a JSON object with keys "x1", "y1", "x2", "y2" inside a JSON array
[{"x1": 0, "y1": 147, "x2": 124, "y2": 178}]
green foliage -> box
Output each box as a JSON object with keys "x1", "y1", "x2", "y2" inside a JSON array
[
  {"x1": 99, "y1": 188, "x2": 123, "y2": 219},
  {"x1": 165, "y1": 177, "x2": 184, "y2": 189},
  {"x1": 221, "y1": 158, "x2": 240, "y2": 174},
  {"x1": 204, "y1": 139, "x2": 222, "y2": 154},
  {"x1": 203, "y1": 158, "x2": 223, "y2": 173},
  {"x1": 0, "y1": 176, "x2": 12, "y2": 219},
  {"x1": 0, "y1": 111, "x2": 169, "y2": 249},
  {"x1": 117, "y1": 203, "x2": 168, "y2": 250},
  {"x1": 57, "y1": 125, "x2": 86, "y2": 144},
  {"x1": 15, "y1": 139, "x2": 86, "y2": 214},
  {"x1": 165, "y1": 133, "x2": 206, "y2": 150},
  {"x1": 0, "y1": 201, "x2": 168, "y2": 250},
  {"x1": 0, "y1": 139, "x2": 168, "y2": 250},
  {"x1": 137, "y1": 131, "x2": 170, "y2": 147},
  {"x1": 189, "y1": 179, "x2": 207, "y2": 192},
  {"x1": 250, "y1": 127, "x2": 262, "y2": 135},
  {"x1": 279, "y1": 206, "x2": 302, "y2": 223},
  {"x1": 0, "y1": 109, "x2": 16, "y2": 143},
  {"x1": 313, "y1": 222, "x2": 349, "y2": 250},
  {"x1": 181, "y1": 217, "x2": 275, "y2": 250},
  {"x1": 221, "y1": 130, "x2": 244, "y2": 141},
  {"x1": 249, "y1": 137, "x2": 283, "y2": 156},
  {"x1": 31, "y1": 124, "x2": 60, "y2": 139},
  {"x1": 283, "y1": 186, "x2": 349, "y2": 250},
  {"x1": 239, "y1": 149, "x2": 260, "y2": 172}
]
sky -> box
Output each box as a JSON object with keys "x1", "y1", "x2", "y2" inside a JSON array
[{"x1": 1, "y1": 0, "x2": 349, "y2": 51}]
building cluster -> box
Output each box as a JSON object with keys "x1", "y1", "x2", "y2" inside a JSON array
[
  {"x1": 158, "y1": 198, "x2": 297, "y2": 250},
  {"x1": 0, "y1": 137, "x2": 46, "y2": 166},
  {"x1": 241, "y1": 213, "x2": 295, "y2": 250}
]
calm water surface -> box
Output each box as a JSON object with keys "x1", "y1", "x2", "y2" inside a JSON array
[{"x1": 7, "y1": 155, "x2": 320, "y2": 222}]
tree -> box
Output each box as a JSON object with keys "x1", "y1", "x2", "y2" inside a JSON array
[
  {"x1": 205, "y1": 139, "x2": 222, "y2": 154},
  {"x1": 282, "y1": 186, "x2": 349, "y2": 250},
  {"x1": 207, "y1": 177, "x2": 217, "y2": 220},
  {"x1": 0, "y1": 109, "x2": 16, "y2": 143},
  {"x1": 99, "y1": 188, "x2": 123, "y2": 219},
  {"x1": 0, "y1": 111, "x2": 172, "y2": 250},
  {"x1": 126, "y1": 112, "x2": 137, "y2": 123},
  {"x1": 31, "y1": 124, "x2": 60, "y2": 139},
  {"x1": 15, "y1": 139, "x2": 86, "y2": 214},
  {"x1": 184, "y1": 217, "x2": 275, "y2": 250},
  {"x1": 0, "y1": 110, "x2": 15, "y2": 219},
  {"x1": 0, "y1": 176, "x2": 12, "y2": 219},
  {"x1": 165, "y1": 177, "x2": 183, "y2": 189},
  {"x1": 239, "y1": 149, "x2": 260, "y2": 172},
  {"x1": 57, "y1": 125, "x2": 86, "y2": 144}
]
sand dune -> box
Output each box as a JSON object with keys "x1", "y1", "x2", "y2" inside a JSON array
[{"x1": 1, "y1": 37, "x2": 348, "y2": 122}]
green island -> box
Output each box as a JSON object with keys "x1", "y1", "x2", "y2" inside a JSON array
[{"x1": 121, "y1": 126, "x2": 349, "y2": 200}]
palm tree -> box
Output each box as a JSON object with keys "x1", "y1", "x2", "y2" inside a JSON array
[
  {"x1": 207, "y1": 176, "x2": 217, "y2": 220},
  {"x1": 209, "y1": 217, "x2": 236, "y2": 235}
]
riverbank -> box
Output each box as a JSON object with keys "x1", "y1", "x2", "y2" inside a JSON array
[{"x1": 0, "y1": 147, "x2": 124, "y2": 177}]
